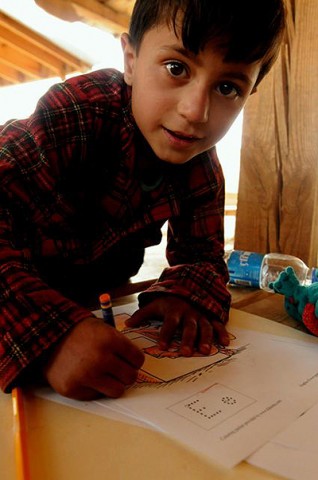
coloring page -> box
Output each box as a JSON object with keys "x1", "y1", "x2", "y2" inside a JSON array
[{"x1": 37, "y1": 304, "x2": 318, "y2": 468}]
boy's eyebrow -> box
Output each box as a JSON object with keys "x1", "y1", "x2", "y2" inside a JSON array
[
  {"x1": 162, "y1": 45, "x2": 257, "y2": 87},
  {"x1": 162, "y1": 44, "x2": 196, "y2": 60},
  {"x1": 221, "y1": 71, "x2": 256, "y2": 88}
]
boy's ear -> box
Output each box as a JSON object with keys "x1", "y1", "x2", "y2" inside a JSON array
[{"x1": 121, "y1": 33, "x2": 136, "y2": 86}]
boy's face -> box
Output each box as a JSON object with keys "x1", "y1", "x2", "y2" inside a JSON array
[{"x1": 122, "y1": 23, "x2": 261, "y2": 165}]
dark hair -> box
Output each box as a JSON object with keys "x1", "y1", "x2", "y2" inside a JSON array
[{"x1": 129, "y1": 0, "x2": 286, "y2": 85}]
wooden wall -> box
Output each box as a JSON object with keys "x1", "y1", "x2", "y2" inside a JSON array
[{"x1": 235, "y1": 0, "x2": 318, "y2": 267}]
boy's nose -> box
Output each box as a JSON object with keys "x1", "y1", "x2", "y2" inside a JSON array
[{"x1": 177, "y1": 85, "x2": 210, "y2": 124}]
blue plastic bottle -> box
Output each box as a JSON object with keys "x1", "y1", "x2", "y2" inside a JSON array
[{"x1": 225, "y1": 250, "x2": 318, "y2": 291}]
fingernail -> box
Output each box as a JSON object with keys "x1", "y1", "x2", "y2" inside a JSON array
[
  {"x1": 180, "y1": 346, "x2": 192, "y2": 356},
  {"x1": 200, "y1": 344, "x2": 211, "y2": 355}
]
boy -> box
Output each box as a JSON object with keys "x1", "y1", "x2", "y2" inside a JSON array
[{"x1": 0, "y1": 0, "x2": 285, "y2": 400}]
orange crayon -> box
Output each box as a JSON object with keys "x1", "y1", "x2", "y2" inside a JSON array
[{"x1": 12, "y1": 387, "x2": 31, "y2": 480}]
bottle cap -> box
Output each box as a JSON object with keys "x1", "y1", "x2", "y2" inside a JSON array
[{"x1": 99, "y1": 293, "x2": 111, "y2": 305}]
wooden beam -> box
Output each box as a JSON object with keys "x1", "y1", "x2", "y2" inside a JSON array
[
  {"x1": 0, "y1": 28, "x2": 67, "y2": 79},
  {"x1": 0, "y1": 42, "x2": 53, "y2": 80},
  {"x1": 35, "y1": 0, "x2": 132, "y2": 34},
  {"x1": 0, "y1": 61, "x2": 31, "y2": 84},
  {"x1": 0, "y1": 12, "x2": 90, "y2": 73}
]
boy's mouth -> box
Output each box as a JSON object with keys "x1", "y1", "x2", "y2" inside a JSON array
[{"x1": 164, "y1": 127, "x2": 199, "y2": 143}]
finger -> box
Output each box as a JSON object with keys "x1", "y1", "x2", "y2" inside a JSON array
[
  {"x1": 88, "y1": 374, "x2": 126, "y2": 399},
  {"x1": 158, "y1": 312, "x2": 181, "y2": 349},
  {"x1": 103, "y1": 354, "x2": 140, "y2": 386},
  {"x1": 211, "y1": 322, "x2": 230, "y2": 346},
  {"x1": 111, "y1": 330, "x2": 145, "y2": 368},
  {"x1": 197, "y1": 317, "x2": 214, "y2": 355},
  {"x1": 53, "y1": 352, "x2": 140, "y2": 401},
  {"x1": 61, "y1": 385, "x2": 105, "y2": 401},
  {"x1": 125, "y1": 303, "x2": 159, "y2": 327},
  {"x1": 49, "y1": 374, "x2": 111, "y2": 401},
  {"x1": 179, "y1": 317, "x2": 198, "y2": 356}
]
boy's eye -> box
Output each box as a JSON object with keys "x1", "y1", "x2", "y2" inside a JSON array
[
  {"x1": 217, "y1": 82, "x2": 240, "y2": 98},
  {"x1": 165, "y1": 61, "x2": 187, "y2": 78}
]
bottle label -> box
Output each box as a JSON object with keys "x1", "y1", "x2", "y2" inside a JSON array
[
  {"x1": 227, "y1": 250, "x2": 265, "y2": 287},
  {"x1": 312, "y1": 268, "x2": 318, "y2": 283}
]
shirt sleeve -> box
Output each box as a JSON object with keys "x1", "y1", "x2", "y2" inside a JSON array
[
  {"x1": 0, "y1": 195, "x2": 93, "y2": 392},
  {"x1": 0, "y1": 80, "x2": 103, "y2": 393},
  {"x1": 138, "y1": 149, "x2": 231, "y2": 324}
]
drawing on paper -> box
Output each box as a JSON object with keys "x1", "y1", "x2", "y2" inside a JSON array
[{"x1": 115, "y1": 313, "x2": 247, "y2": 387}]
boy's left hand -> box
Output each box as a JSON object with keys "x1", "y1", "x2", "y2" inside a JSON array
[{"x1": 125, "y1": 296, "x2": 230, "y2": 356}]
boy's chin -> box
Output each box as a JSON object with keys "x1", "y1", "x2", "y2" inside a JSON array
[
  {"x1": 157, "y1": 155, "x2": 194, "y2": 165},
  {"x1": 152, "y1": 148, "x2": 198, "y2": 165}
]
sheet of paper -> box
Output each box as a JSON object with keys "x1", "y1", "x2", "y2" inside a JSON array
[
  {"x1": 35, "y1": 387, "x2": 157, "y2": 429},
  {"x1": 36, "y1": 303, "x2": 318, "y2": 469},
  {"x1": 248, "y1": 402, "x2": 318, "y2": 480}
]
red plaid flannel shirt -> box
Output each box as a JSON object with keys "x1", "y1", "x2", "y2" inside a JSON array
[{"x1": 0, "y1": 69, "x2": 230, "y2": 392}]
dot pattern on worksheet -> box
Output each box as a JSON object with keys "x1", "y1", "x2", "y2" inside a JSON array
[
  {"x1": 186, "y1": 399, "x2": 222, "y2": 419},
  {"x1": 222, "y1": 396, "x2": 237, "y2": 405},
  {"x1": 168, "y1": 383, "x2": 256, "y2": 430}
]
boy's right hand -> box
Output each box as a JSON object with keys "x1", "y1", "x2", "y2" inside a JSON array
[{"x1": 42, "y1": 317, "x2": 145, "y2": 401}]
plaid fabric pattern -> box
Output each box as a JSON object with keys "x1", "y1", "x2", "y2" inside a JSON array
[{"x1": 0, "y1": 69, "x2": 230, "y2": 392}]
